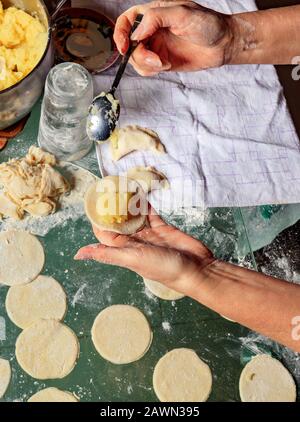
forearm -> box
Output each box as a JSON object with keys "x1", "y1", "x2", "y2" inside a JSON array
[
  {"x1": 186, "y1": 260, "x2": 300, "y2": 352},
  {"x1": 228, "y1": 5, "x2": 300, "y2": 64}
]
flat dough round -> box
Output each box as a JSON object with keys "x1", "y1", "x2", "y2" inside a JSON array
[
  {"x1": 144, "y1": 278, "x2": 184, "y2": 301},
  {"x1": 153, "y1": 348, "x2": 212, "y2": 402},
  {"x1": 91, "y1": 305, "x2": 152, "y2": 364},
  {"x1": 239, "y1": 354, "x2": 296, "y2": 402},
  {"x1": 85, "y1": 178, "x2": 146, "y2": 235},
  {"x1": 6, "y1": 275, "x2": 67, "y2": 329},
  {"x1": 0, "y1": 358, "x2": 11, "y2": 399},
  {"x1": 16, "y1": 319, "x2": 79, "y2": 380},
  {"x1": 28, "y1": 387, "x2": 78, "y2": 402},
  {"x1": 0, "y1": 231, "x2": 45, "y2": 286}
]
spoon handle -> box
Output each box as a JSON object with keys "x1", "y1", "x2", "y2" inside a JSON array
[{"x1": 111, "y1": 14, "x2": 144, "y2": 95}]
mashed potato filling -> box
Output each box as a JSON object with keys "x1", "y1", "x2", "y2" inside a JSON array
[
  {"x1": 0, "y1": 1, "x2": 47, "y2": 91},
  {"x1": 96, "y1": 191, "x2": 133, "y2": 225}
]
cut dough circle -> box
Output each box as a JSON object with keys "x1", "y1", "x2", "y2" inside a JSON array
[
  {"x1": 144, "y1": 278, "x2": 184, "y2": 301},
  {"x1": 0, "y1": 231, "x2": 45, "y2": 286},
  {"x1": 0, "y1": 358, "x2": 11, "y2": 399},
  {"x1": 153, "y1": 348, "x2": 213, "y2": 402},
  {"x1": 91, "y1": 305, "x2": 152, "y2": 364},
  {"x1": 85, "y1": 177, "x2": 147, "y2": 235},
  {"x1": 28, "y1": 387, "x2": 78, "y2": 402},
  {"x1": 239, "y1": 354, "x2": 296, "y2": 402},
  {"x1": 16, "y1": 319, "x2": 79, "y2": 380},
  {"x1": 6, "y1": 275, "x2": 67, "y2": 329}
]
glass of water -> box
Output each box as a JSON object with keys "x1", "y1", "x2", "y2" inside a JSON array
[{"x1": 38, "y1": 62, "x2": 94, "y2": 161}]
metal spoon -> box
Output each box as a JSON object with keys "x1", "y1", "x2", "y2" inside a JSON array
[{"x1": 86, "y1": 14, "x2": 144, "y2": 142}]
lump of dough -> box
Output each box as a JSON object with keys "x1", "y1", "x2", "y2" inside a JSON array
[
  {"x1": 0, "y1": 230, "x2": 45, "y2": 286},
  {"x1": 144, "y1": 278, "x2": 184, "y2": 301},
  {"x1": 110, "y1": 125, "x2": 166, "y2": 161},
  {"x1": 6, "y1": 275, "x2": 67, "y2": 329},
  {"x1": 28, "y1": 387, "x2": 78, "y2": 402},
  {"x1": 0, "y1": 358, "x2": 11, "y2": 399},
  {"x1": 85, "y1": 176, "x2": 147, "y2": 235},
  {"x1": 127, "y1": 167, "x2": 169, "y2": 193},
  {"x1": 0, "y1": 146, "x2": 70, "y2": 220},
  {"x1": 153, "y1": 348, "x2": 213, "y2": 402},
  {"x1": 239, "y1": 354, "x2": 296, "y2": 402},
  {"x1": 16, "y1": 319, "x2": 79, "y2": 380},
  {"x1": 91, "y1": 305, "x2": 153, "y2": 364}
]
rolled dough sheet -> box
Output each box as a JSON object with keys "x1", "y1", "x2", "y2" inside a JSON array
[
  {"x1": 91, "y1": 305, "x2": 152, "y2": 364},
  {"x1": 0, "y1": 358, "x2": 11, "y2": 399},
  {"x1": 239, "y1": 354, "x2": 296, "y2": 402},
  {"x1": 144, "y1": 278, "x2": 184, "y2": 301},
  {"x1": 28, "y1": 387, "x2": 78, "y2": 402},
  {"x1": 153, "y1": 348, "x2": 213, "y2": 402},
  {"x1": 6, "y1": 275, "x2": 67, "y2": 329},
  {"x1": 16, "y1": 319, "x2": 79, "y2": 380},
  {"x1": 0, "y1": 230, "x2": 45, "y2": 286}
]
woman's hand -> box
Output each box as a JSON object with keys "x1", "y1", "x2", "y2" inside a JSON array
[
  {"x1": 114, "y1": 1, "x2": 234, "y2": 75},
  {"x1": 75, "y1": 209, "x2": 215, "y2": 295}
]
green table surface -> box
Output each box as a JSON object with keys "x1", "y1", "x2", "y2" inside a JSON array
[{"x1": 0, "y1": 101, "x2": 299, "y2": 402}]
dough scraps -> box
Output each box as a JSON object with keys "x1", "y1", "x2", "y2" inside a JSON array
[
  {"x1": 0, "y1": 358, "x2": 11, "y2": 399},
  {"x1": 127, "y1": 167, "x2": 169, "y2": 193},
  {"x1": 16, "y1": 319, "x2": 79, "y2": 380},
  {"x1": 0, "y1": 146, "x2": 70, "y2": 220},
  {"x1": 239, "y1": 354, "x2": 296, "y2": 402},
  {"x1": 0, "y1": 230, "x2": 45, "y2": 286},
  {"x1": 153, "y1": 348, "x2": 213, "y2": 402},
  {"x1": 85, "y1": 176, "x2": 146, "y2": 235},
  {"x1": 144, "y1": 278, "x2": 184, "y2": 301},
  {"x1": 110, "y1": 125, "x2": 166, "y2": 161},
  {"x1": 91, "y1": 305, "x2": 152, "y2": 364},
  {"x1": 28, "y1": 387, "x2": 78, "y2": 402},
  {"x1": 6, "y1": 275, "x2": 67, "y2": 329}
]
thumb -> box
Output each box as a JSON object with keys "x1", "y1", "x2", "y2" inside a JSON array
[
  {"x1": 74, "y1": 243, "x2": 136, "y2": 268},
  {"x1": 131, "y1": 7, "x2": 174, "y2": 41}
]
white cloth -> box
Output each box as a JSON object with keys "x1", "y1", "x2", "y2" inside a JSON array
[{"x1": 74, "y1": 0, "x2": 300, "y2": 210}]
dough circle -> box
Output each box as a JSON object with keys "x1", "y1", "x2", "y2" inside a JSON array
[
  {"x1": 153, "y1": 348, "x2": 213, "y2": 402},
  {"x1": 144, "y1": 278, "x2": 184, "y2": 301},
  {"x1": 239, "y1": 354, "x2": 296, "y2": 402},
  {"x1": 16, "y1": 319, "x2": 79, "y2": 380},
  {"x1": 0, "y1": 358, "x2": 11, "y2": 399},
  {"x1": 85, "y1": 178, "x2": 146, "y2": 235},
  {"x1": 0, "y1": 230, "x2": 45, "y2": 286},
  {"x1": 91, "y1": 305, "x2": 152, "y2": 364},
  {"x1": 6, "y1": 275, "x2": 67, "y2": 329},
  {"x1": 28, "y1": 387, "x2": 78, "y2": 402}
]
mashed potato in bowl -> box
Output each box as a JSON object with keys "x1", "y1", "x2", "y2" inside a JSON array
[{"x1": 0, "y1": 0, "x2": 48, "y2": 91}]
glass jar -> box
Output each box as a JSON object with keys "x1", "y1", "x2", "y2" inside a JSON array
[{"x1": 38, "y1": 62, "x2": 94, "y2": 161}]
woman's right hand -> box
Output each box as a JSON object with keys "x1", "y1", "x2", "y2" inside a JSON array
[{"x1": 113, "y1": 1, "x2": 234, "y2": 76}]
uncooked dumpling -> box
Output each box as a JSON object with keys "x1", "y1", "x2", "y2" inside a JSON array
[
  {"x1": 153, "y1": 348, "x2": 212, "y2": 402},
  {"x1": 91, "y1": 305, "x2": 152, "y2": 364},
  {"x1": 16, "y1": 319, "x2": 79, "y2": 380},
  {"x1": 6, "y1": 275, "x2": 67, "y2": 329},
  {"x1": 85, "y1": 176, "x2": 147, "y2": 235},
  {"x1": 28, "y1": 387, "x2": 78, "y2": 402},
  {"x1": 0, "y1": 230, "x2": 45, "y2": 286},
  {"x1": 110, "y1": 125, "x2": 166, "y2": 161},
  {"x1": 0, "y1": 358, "x2": 11, "y2": 399},
  {"x1": 127, "y1": 167, "x2": 169, "y2": 193},
  {"x1": 144, "y1": 278, "x2": 184, "y2": 301},
  {"x1": 239, "y1": 354, "x2": 296, "y2": 402}
]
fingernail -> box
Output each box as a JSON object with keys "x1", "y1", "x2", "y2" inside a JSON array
[
  {"x1": 131, "y1": 23, "x2": 144, "y2": 41},
  {"x1": 145, "y1": 55, "x2": 162, "y2": 68},
  {"x1": 74, "y1": 252, "x2": 89, "y2": 260}
]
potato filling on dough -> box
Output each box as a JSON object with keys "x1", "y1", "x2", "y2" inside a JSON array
[{"x1": 96, "y1": 191, "x2": 134, "y2": 225}]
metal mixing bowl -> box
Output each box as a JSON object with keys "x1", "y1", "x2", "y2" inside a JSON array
[{"x1": 0, "y1": 0, "x2": 54, "y2": 130}]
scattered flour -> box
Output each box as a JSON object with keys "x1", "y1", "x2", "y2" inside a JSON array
[
  {"x1": 71, "y1": 283, "x2": 88, "y2": 308},
  {"x1": 162, "y1": 321, "x2": 171, "y2": 332}
]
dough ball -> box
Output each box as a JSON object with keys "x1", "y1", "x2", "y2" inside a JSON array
[
  {"x1": 144, "y1": 278, "x2": 184, "y2": 301},
  {"x1": 153, "y1": 348, "x2": 212, "y2": 402},
  {"x1": 0, "y1": 358, "x2": 11, "y2": 399},
  {"x1": 91, "y1": 305, "x2": 152, "y2": 364},
  {"x1": 28, "y1": 387, "x2": 78, "y2": 402},
  {"x1": 239, "y1": 354, "x2": 296, "y2": 402},
  {"x1": 16, "y1": 320, "x2": 79, "y2": 380},
  {"x1": 0, "y1": 230, "x2": 45, "y2": 286},
  {"x1": 6, "y1": 275, "x2": 67, "y2": 329}
]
